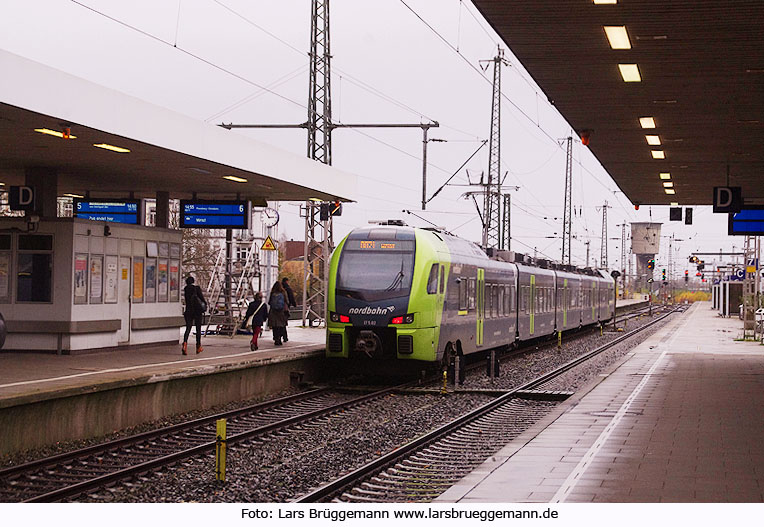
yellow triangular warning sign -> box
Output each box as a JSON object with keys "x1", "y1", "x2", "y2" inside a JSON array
[{"x1": 261, "y1": 235, "x2": 277, "y2": 251}]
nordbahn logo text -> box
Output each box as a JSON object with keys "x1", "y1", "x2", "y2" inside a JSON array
[{"x1": 348, "y1": 305, "x2": 396, "y2": 315}]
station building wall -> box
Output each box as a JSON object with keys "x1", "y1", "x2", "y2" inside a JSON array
[{"x1": 0, "y1": 218, "x2": 183, "y2": 352}]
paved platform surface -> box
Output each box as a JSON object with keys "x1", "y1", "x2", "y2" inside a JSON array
[
  {"x1": 0, "y1": 326, "x2": 326, "y2": 404},
  {"x1": 438, "y1": 302, "x2": 764, "y2": 503}
]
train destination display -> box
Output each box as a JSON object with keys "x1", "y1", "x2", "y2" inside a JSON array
[
  {"x1": 74, "y1": 199, "x2": 141, "y2": 224},
  {"x1": 180, "y1": 200, "x2": 250, "y2": 229}
]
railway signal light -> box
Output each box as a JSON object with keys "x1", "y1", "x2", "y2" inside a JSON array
[
  {"x1": 662, "y1": 268, "x2": 666, "y2": 281},
  {"x1": 320, "y1": 201, "x2": 343, "y2": 221},
  {"x1": 647, "y1": 258, "x2": 655, "y2": 270},
  {"x1": 684, "y1": 270, "x2": 689, "y2": 282}
]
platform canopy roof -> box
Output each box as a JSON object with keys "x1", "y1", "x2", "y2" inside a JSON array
[
  {"x1": 473, "y1": 0, "x2": 764, "y2": 206},
  {"x1": 0, "y1": 49, "x2": 356, "y2": 203}
]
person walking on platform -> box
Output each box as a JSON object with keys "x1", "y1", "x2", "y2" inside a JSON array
[
  {"x1": 268, "y1": 281, "x2": 289, "y2": 346},
  {"x1": 241, "y1": 291, "x2": 268, "y2": 351},
  {"x1": 183, "y1": 276, "x2": 207, "y2": 355},
  {"x1": 281, "y1": 277, "x2": 297, "y2": 342}
]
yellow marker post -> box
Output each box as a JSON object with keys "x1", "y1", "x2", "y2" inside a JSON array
[
  {"x1": 557, "y1": 331, "x2": 562, "y2": 349},
  {"x1": 441, "y1": 370, "x2": 448, "y2": 395},
  {"x1": 216, "y1": 418, "x2": 227, "y2": 482}
]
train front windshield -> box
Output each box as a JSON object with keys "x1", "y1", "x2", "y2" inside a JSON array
[{"x1": 336, "y1": 239, "x2": 415, "y2": 301}]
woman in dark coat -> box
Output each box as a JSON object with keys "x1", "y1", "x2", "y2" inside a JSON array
[
  {"x1": 183, "y1": 276, "x2": 207, "y2": 355},
  {"x1": 268, "y1": 281, "x2": 289, "y2": 346},
  {"x1": 241, "y1": 291, "x2": 268, "y2": 351}
]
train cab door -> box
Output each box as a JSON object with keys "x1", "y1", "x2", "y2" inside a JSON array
[{"x1": 477, "y1": 268, "x2": 484, "y2": 346}]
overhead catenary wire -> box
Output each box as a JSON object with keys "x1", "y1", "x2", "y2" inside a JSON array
[
  {"x1": 398, "y1": 0, "x2": 638, "y2": 222},
  {"x1": 74, "y1": 0, "x2": 638, "y2": 247}
]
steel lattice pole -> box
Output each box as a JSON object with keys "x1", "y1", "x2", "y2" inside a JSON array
[
  {"x1": 600, "y1": 201, "x2": 608, "y2": 269},
  {"x1": 302, "y1": 0, "x2": 332, "y2": 327},
  {"x1": 562, "y1": 136, "x2": 573, "y2": 265},
  {"x1": 483, "y1": 48, "x2": 505, "y2": 250}
]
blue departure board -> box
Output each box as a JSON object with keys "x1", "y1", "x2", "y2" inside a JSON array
[
  {"x1": 74, "y1": 199, "x2": 141, "y2": 224},
  {"x1": 728, "y1": 208, "x2": 764, "y2": 236},
  {"x1": 180, "y1": 200, "x2": 250, "y2": 229}
]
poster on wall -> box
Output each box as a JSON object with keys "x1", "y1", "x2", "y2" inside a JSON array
[
  {"x1": 158, "y1": 258, "x2": 168, "y2": 302},
  {"x1": 133, "y1": 257, "x2": 144, "y2": 303},
  {"x1": 90, "y1": 255, "x2": 103, "y2": 303},
  {"x1": 104, "y1": 255, "x2": 118, "y2": 304},
  {"x1": 74, "y1": 253, "x2": 88, "y2": 304},
  {"x1": 145, "y1": 258, "x2": 157, "y2": 303},
  {"x1": 170, "y1": 259, "x2": 180, "y2": 302},
  {"x1": 0, "y1": 253, "x2": 10, "y2": 301}
]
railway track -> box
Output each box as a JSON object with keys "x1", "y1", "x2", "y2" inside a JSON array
[
  {"x1": 0, "y1": 386, "x2": 410, "y2": 502},
  {"x1": 0, "y1": 302, "x2": 672, "y2": 503},
  {"x1": 296, "y1": 306, "x2": 681, "y2": 503}
]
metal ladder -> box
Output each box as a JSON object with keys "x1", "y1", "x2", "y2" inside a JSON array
[
  {"x1": 205, "y1": 237, "x2": 261, "y2": 337},
  {"x1": 742, "y1": 235, "x2": 761, "y2": 341}
]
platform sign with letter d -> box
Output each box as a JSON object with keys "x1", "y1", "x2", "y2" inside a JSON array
[{"x1": 9, "y1": 186, "x2": 35, "y2": 212}]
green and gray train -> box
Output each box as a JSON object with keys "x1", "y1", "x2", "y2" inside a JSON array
[{"x1": 326, "y1": 224, "x2": 614, "y2": 366}]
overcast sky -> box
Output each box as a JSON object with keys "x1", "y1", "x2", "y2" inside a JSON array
[{"x1": 0, "y1": 0, "x2": 744, "y2": 279}]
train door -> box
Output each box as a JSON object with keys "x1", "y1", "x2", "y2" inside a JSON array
[
  {"x1": 529, "y1": 274, "x2": 535, "y2": 335},
  {"x1": 562, "y1": 278, "x2": 568, "y2": 329},
  {"x1": 591, "y1": 281, "x2": 597, "y2": 321},
  {"x1": 477, "y1": 268, "x2": 484, "y2": 346}
]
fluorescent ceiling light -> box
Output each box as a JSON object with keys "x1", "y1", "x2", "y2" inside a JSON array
[
  {"x1": 604, "y1": 26, "x2": 631, "y2": 49},
  {"x1": 663, "y1": 182, "x2": 673, "y2": 188},
  {"x1": 639, "y1": 117, "x2": 656, "y2": 128},
  {"x1": 664, "y1": 188, "x2": 676, "y2": 195},
  {"x1": 645, "y1": 135, "x2": 661, "y2": 145},
  {"x1": 64, "y1": 193, "x2": 85, "y2": 198},
  {"x1": 670, "y1": 202, "x2": 679, "y2": 206},
  {"x1": 223, "y1": 175, "x2": 247, "y2": 183},
  {"x1": 35, "y1": 128, "x2": 76, "y2": 139},
  {"x1": 593, "y1": 0, "x2": 617, "y2": 3},
  {"x1": 659, "y1": 173, "x2": 671, "y2": 180},
  {"x1": 309, "y1": 197, "x2": 324, "y2": 202},
  {"x1": 93, "y1": 143, "x2": 130, "y2": 153},
  {"x1": 618, "y1": 64, "x2": 641, "y2": 82},
  {"x1": 651, "y1": 150, "x2": 665, "y2": 159}
]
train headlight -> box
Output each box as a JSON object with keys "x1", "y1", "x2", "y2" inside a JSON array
[
  {"x1": 330, "y1": 312, "x2": 350, "y2": 323},
  {"x1": 391, "y1": 314, "x2": 415, "y2": 324}
]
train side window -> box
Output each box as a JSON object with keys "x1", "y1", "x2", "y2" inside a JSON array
[
  {"x1": 426, "y1": 264, "x2": 438, "y2": 294},
  {"x1": 498, "y1": 286, "x2": 504, "y2": 317},
  {"x1": 486, "y1": 284, "x2": 492, "y2": 317},
  {"x1": 458, "y1": 278, "x2": 468, "y2": 311},
  {"x1": 468, "y1": 278, "x2": 476, "y2": 310},
  {"x1": 491, "y1": 285, "x2": 501, "y2": 317},
  {"x1": 439, "y1": 265, "x2": 445, "y2": 294}
]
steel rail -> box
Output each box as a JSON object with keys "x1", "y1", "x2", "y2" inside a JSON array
[
  {"x1": 0, "y1": 388, "x2": 329, "y2": 481},
  {"x1": 295, "y1": 306, "x2": 680, "y2": 502},
  {"x1": 22, "y1": 382, "x2": 414, "y2": 503}
]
